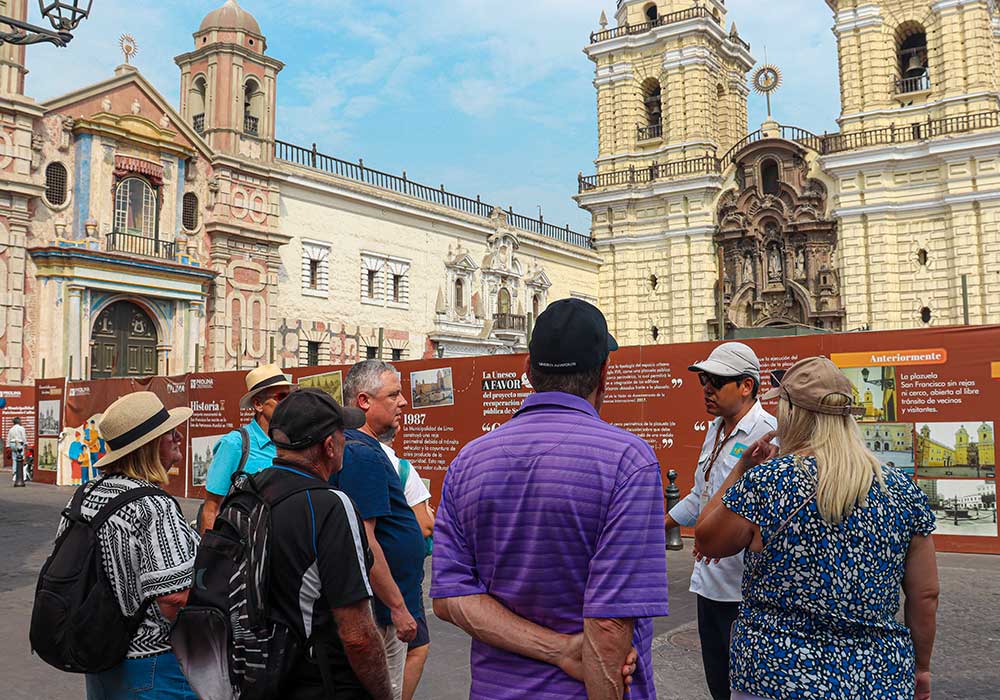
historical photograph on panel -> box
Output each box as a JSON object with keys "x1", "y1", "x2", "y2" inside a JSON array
[
  {"x1": 190, "y1": 433, "x2": 225, "y2": 487},
  {"x1": 298, "y1": 370, "x2": 343, "y2": 406},
  {"x1": 841, "y1": 366, "x2": 897, "y2": 422},
  {"x1": 918, "y1": 479, "x2": 998, "y2": 537},
  {"x1": 860, "y1": 423, "x2": 915, "y2": 474},
  {"x1": 37, "y1": 437, "x2": 58, "y2": 472},
  {"x1": 915, "y1": 422, "x2": 995, "y2": 479},
  {"x1": 37, "y1": 400, "x2": 61, "y2": 436},
  {"x1": 411, "y1": 367, "x2": 455, "y2": 409}
]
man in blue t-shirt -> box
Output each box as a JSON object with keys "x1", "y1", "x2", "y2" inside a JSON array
[
  {"x1": 200, "y1": 365, "x2": 294, "y2": 532},
  {"x1": 333, "y1": 360, "x2": 425, "y2": 700}
]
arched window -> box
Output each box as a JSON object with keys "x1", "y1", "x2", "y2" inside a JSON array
[
  {"x1": 182, "y1": 192, "x2": 199, "y2": 231},
  {"x1": 641, "y1": 78, "x2": 662, "y2": 128},
  {"x1": 114, "y1": 177, "x2": 157, "y2": 237},
  {"x1": 761, "y1": 159, "x2": 780, "y2": 195},
  {"x1": 191, "y1": 76, "x2": 207, "y2": 133},
  {"x1": 497, "y1": 288, "x2": 511, "y2": 315},
  {"x1": 244, "y1": 78, "x2": 262, "y2": 135},
  {"x1": 532, "y1": 294, "x2": 541, "y2": 319},
  {"x1": 44, "y1": 162, "x2": 68, "y2": 207},
  {"x1": 897, "y1": 23, "x2": 929, "y2": 93},
  {"x1": 644, "y1": 3, "x2": 658, "y2": 21},
  {"x1": 454, "y1": 278, "x2": 465, "y2": 312}
]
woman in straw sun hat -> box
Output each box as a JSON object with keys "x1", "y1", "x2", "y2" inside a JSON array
[
  {"x1": 695, "y1": 357, "x2": 939, "y2": 700},
  {"x1": 58, "y1": 391, "x2": 200, "y2": 700}
]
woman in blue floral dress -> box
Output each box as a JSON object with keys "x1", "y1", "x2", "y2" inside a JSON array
[{"x1": 696, "y1": 357, "x2": 939, "y2": 700}]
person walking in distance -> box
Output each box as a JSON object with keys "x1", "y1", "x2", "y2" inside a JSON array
[
  {"x1": 8, "y1": 416, "x2": 27, "y2": 482},
  {"x1": 663, "y1": 342, "x2": 776, "y2": 700},
  {"x1": 199, "y1": 365, "x2": 294, "y2": 532},
  {"x1": 378, "y1": 426, "x2": 434, "y2": 700},
  {"x1": 334, "y1": 360, "x2": 424, "y2": 700},
  {"x1": 432, "y1": 299, "x2": 667, "y2": 700}
]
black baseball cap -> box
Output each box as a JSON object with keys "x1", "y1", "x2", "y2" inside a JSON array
[
  {"x1": 529, "y1": 298, "x2": 618, "y2": 374},
  {"x1": 269, "y1": 387, "x2": 366, "y2": 450}
]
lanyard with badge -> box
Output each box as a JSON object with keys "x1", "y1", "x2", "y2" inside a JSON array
[{"x1": 700, "y1": 423, "x2": 736, "y2": 508}]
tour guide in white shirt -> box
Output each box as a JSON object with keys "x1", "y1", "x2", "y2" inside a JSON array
[{"x1": 664, "y1": 342, "x2": 776, "y2": 700}]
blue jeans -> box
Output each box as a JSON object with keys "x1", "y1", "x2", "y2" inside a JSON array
[{"x1": 86, "y1": 652, "x2": 196, "y2": 700}]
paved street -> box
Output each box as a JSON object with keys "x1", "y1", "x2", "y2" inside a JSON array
[{"x1": 2, "y1": 480, "x2": 998, "y2": 699}]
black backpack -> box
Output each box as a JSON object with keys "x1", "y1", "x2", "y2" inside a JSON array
[
  {"x1": 29, "y1": 478, "x2": 174, "y2": 672},
  {"x1": 172, "y1": 469, "x2": 333, "y2": 700}
]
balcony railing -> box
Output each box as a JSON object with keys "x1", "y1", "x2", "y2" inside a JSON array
[
  {"x1": 106, "y1": 232, "x2": 177, "y2": 260},
  {"x1": 244, "y1": 114, "x2": 259, "y2": 136},
  {"x1": 895, "y1": 74, "x2": 930, "y2": 95},
  {"x1": 591, "y1": 6, "x2": 721, "y2": 43},
  {"x1": 581, "y1": 110, "x2": 1000, "y2": 192},
  {"x1": 493, "y1": 313, "x2": 527, "y2": 333},
  {"x1": 192, "y1": 113, "x2": 205, "y2": 135},
  {"x1": 637, "y1": 122, "x2": 663, "y2": 140},
  {"x1": 579, "y1": 155, "x2": 720, "y2": 192},
  {"x1": 275, "y1": 139, "x2": 594, "y2": 249}
]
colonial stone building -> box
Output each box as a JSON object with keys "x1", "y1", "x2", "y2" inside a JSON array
[
  {"x1": 577, "y1": 0, "x2": 1000, "y2": 344},
  {"x1": 0, "y1": 0, "x2": 600, "y2": 382}
]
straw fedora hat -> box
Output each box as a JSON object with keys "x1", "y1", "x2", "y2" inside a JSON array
[
  {"x1": 240, "y1": 364, "x2": 296, "y2": 409},
  {"x1": 94, "y1": 392, "x2": 192, "y2": 468}
]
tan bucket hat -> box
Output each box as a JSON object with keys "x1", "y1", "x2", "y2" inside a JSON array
[
  {"x1": 240, "y1": 364, "x2": 296, "y2": 409},
  {"x1": 94, "y1": 392, "x2": 192, "y2": 468},
  {"x1": 763, "y1": 356, "x2": 865, "y2": 417}
]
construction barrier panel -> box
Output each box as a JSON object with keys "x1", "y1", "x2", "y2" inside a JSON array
[{"x1": 28, "y1": 325, "x2": 1000, "y2": 554}]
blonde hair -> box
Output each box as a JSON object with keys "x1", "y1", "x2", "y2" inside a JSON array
[
  {"x1": 776, "y1": 394, "x2": 885, "y2": 524},
  {"x1": 104, "y1": 439, "x2": 170, "y2": 485}
]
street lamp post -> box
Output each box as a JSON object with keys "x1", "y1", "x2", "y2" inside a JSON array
[{"x1": 0, "y1": 1, "x2": 93, "y2": 47}]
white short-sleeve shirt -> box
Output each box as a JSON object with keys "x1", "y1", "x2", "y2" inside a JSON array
[{"x1": 380, "y1": 442, "x2": 432, "y2": 508}]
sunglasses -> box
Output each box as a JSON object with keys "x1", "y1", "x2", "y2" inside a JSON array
[
  {"x1": 265, "y1": 390, "x2": 291, "y2": 403},
  {"x1": 698, "y1": 373, "x2": 747, "y2": 390}
]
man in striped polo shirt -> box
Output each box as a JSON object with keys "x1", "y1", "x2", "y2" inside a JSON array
[{"x1": 432, "y1": 299, "x2": 669, "y2": 700}]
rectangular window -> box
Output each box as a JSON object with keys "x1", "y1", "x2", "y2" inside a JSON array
[
  {"x1": 392, "y1": 274, "x2": 402, "y2": 303},
  {"x1": 308, "y1": 260, "x2": 320, "y2": 289},
  {"x1": 306, "y1": 341, "x2": 320, "y2": 366},
  {"x1": 391, "y1": 348, "x2": 403, "y2": 361},
  {"x1": 366, "y1": 346, "x2": 379, "y2": 359},
  {"x1": 367, "y1": 270, "x2": 377, "y2": 298},
  {"x1": 302, "y1": 240, "x2": 330, "y2": 296},
  {"x1": 361, "y1": 252, "x2": 410, "y2": 307}
]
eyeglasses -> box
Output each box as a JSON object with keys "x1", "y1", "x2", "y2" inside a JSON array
[
  {"x1": 266, "y1": 390, "x2": 291, "y2": 404},
  {"x1": 698, "y1": 373, "x2": 745, "y2": 390}
]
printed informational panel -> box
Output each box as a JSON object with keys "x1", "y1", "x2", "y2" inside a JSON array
[
  {"x1": 33, "y1": 379, "x2": 65, "y2": 485},
  {"x1": 0, "y1": 384, "x2": 37, "y2": 459},
  {"x1": 23, "y1": 325, "x2": 1000, "y2": 554}
]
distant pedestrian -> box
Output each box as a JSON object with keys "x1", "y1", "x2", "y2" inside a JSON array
[
  {"x1": 335, "y1": 360, "x2": 424, "y2": 700},
  {"x1": 8, "y1": 416, "x2": 26, "y2": 482},
  {"x1": 378, "y1": 427, "x2": 434, "y2": 700},
  {"x1": 199, "y1": 364, "x2": 294, "y2": 532},
  {"x1": 664, "y1": 342, "x2": 776, "y2": 700},
  {"x1": 696, "y1": 357, "x2": 939, "y2": 700},
  {"x1": 432, "y1": 298, "x2": 666, "y2": 699},
  {"x1": 63, "y1": 392, "x2": 198, "y2": 699}
]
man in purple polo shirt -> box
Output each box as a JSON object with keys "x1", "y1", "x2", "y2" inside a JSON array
[{"x1": 432, "y1": 299, "x2": 669, "y2": 700}]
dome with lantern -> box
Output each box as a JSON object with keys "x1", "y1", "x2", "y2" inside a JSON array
[{"x1": 199, "y1": 0, "x2": 262, "y2": 35}]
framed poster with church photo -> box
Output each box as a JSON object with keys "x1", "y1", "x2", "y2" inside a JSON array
[{"x1": 840, "y1": 366, "x2": 898, "y2": 422}]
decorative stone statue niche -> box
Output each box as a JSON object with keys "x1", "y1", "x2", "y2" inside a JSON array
[{"x1": 714, "y1": 138, "x2": 845, "y2": 332}]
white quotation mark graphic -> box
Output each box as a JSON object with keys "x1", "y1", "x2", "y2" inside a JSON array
[
  {"x1": 693, "y1": 421, "x2": 709, "y2": 432},
  {"x1": 482, "y1": 422, "x2": 502, "y2": 433},
  {"x1": 670, "y1": 378, "x2": 684, "y2": 388},
  {"x1": 661, "y1": 437, "x2": 675, "y2": 448}
]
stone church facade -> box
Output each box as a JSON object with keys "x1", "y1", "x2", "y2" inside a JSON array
[
  {"x1": 577, "y1": 0, "x2": 1000, "y2": 345},
  {"x1": 0, "y1": 0, "x2": 601, "y2": 382}
]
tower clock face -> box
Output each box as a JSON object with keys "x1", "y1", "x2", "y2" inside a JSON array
[{"x1": 752, "y1": 65, "x2": 783, "y2": 95}]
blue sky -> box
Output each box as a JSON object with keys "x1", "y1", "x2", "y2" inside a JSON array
[{"x1": 28, "y1": 0, "x2": 842, "y2": 232}]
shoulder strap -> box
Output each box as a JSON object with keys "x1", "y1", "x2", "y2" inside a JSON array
[
  {"x1": 66, "y1": 473, "x2": 113, "y2": 520},
  {"x1": 89, "y1": 486, "x2": 172, "y2": 531},
  {"x1": 237, "y1": 426, "x2": 251, "y2": 472},
  {"x1": 397, "y1": 458, "x2": 412, "y2": 486},
  {"x1": 268, "y1": 483, "x2": 333, "y2": 508},
  {"x1": 763, "y1": 490, "x2": 816, "y2": 551}
]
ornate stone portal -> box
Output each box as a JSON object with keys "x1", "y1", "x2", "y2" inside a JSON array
[{"x1": 715, "y1": 139, "x2": 845, "y2": 332}]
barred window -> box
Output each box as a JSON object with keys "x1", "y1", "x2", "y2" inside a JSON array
[
  {"x1": 45, "y1": 163, "x2": 68, "y2": 206},
  {"x1": 391, "y1": 348, "x2": 403, "y2": 361},
  {"x1": 306, "y1": 341, "x2": 320, "y2": 366},
  {"x1": 114, "y1": 177, "x2": 157, "y2": 237},
  {"x1": 182, "y1": 192, "x2": 199, "y2": 230}
]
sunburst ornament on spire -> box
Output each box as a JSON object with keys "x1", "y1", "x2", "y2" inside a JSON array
[
  {"x1": 119, "y1": 33, "x2": 139, "y2": 65},
  {"x1": 752, "y1": 64, "x2": 783, "y2": 117}
]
